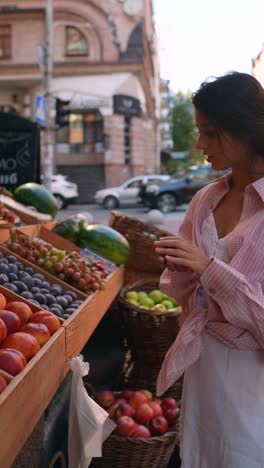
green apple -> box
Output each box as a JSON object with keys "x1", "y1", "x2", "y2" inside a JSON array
[
  {"x1": 125, "y1": 291, "x2": 139, "y2": 301},
  {"x1": 168, "y1": 307, "x2": 181, "y2": 312},
  {"x1": 139, "y1": 296, "x2": 155, "y2": 309},
  {"x1": 138, "y1": 291, "x2": 149, "y2": 302},
  {"x1": 149, "y1": 289, "x2": 164, "y2": 304},
  {"x1": 128, "y1": 298, "x2": 139, "y2": 306},
  {"x1": 152, "y1": 303, "x2": 167, "y2": 311},
  {"x1": 161, "y1": 299, "x2": 175, "y2": 309}
]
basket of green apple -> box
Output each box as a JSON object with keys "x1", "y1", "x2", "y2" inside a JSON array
[
  {"x1": 117, "y1": 281, "x2": 182, "y2": 398},
  {"x1": 90, "y1": 388, "x2": 180, "y2": 468}
]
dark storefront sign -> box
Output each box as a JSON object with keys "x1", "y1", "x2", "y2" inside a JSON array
[
  {"x1": 113, "y1": 94, "x2": 142, "y2": 118},
  {"x1": 0, "y1": 112, "x2": 40, "y2": 191}
]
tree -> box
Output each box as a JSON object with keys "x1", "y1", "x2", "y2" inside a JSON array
[{"x1": 170, "y1": 92, "x2": 205, "y2": 170}]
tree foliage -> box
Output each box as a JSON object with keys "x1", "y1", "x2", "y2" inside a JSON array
[{"x1": 169, "y1": 92, "x2": 205, "y2": 169}]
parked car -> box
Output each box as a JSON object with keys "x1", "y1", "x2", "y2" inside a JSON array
[
  {"x1": 142, "y1": 165, "x2": 227, "y2": 213},
  {"x1": 94, "y1": 175, "x2": 170, "y2": 209},
  {"x1": 41, "y1": 174, "x2": 79, "y2": 209}
]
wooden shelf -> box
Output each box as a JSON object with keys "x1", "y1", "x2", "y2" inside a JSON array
[{"x1": 0, "y1": 230, "x2": 124, "y2": 467}]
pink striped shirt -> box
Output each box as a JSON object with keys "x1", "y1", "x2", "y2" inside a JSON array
[{"x1": 156, "y1": 173, "x2": 264, "y2": 396}]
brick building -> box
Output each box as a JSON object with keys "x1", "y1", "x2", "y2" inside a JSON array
[{"x1": 0, "y1": 0, "x2": 160, "y2": 202}]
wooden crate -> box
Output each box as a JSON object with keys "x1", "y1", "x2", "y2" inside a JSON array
[
  {"x1": 0, "y1": 231, "x2": 125, "y2": 467},
  {"x1": 0, "y1": 243, "x2": 87, "y2": 301},
  {"x1": 0, "y1": 287, "x2": 67, "y2": 468}
]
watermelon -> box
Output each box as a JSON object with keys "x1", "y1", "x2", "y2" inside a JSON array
[
  {"x1": 13, "y1": 183, "x2": 59, "y2": 217},
  {"x1": 53, "y1": 212, "x2": 94, "y2": 240},
  {"x1": 76, "y1": 224, "x2": 130, "y2": 265}
]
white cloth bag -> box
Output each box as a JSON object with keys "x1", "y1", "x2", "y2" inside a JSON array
[{"x1": 68, "y1": 355, "x2": 116, "y2": 468}]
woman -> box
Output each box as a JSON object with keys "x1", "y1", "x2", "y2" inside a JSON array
[{"x1": 154, "y1": 72, "x2": 264, "y2": 468}]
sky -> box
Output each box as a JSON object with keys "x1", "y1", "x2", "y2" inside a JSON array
[{"x1": 153, "y1": 0, "x2": 264, "y2": 94}]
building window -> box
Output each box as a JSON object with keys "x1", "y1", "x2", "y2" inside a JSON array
[
  {"x1": 0, "y1": 25, "x2": 11, "y2": 59},
  {"x1": 124, "y1": 117, "x2": 131, "y2": 164},
  {"x1": 65, "y1": 26, "x2": 89, "y2": 56},
  {"x1": 56, "y1": 112, "x2": 104, "y2": 154}
]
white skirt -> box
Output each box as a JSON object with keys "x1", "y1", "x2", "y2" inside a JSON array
[{"x1": 180, "y1": 331, "x2": 264, "y2": 468}]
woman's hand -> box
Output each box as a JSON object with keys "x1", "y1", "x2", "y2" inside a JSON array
[{"x1": 154, "y1": 236, "x2": 212, "y2": 276}]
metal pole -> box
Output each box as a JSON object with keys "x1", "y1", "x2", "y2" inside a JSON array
[{"x1": 43, "y1": 0, "x2": 54, "y2": 191}]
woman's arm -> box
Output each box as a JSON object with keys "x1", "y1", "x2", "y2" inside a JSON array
[
  {"x1": 156, "y1": 196, "x2": 201, "y2": 306},
  {"x1": 200, "y1": 258, "x2": 264, "y2": 342}
]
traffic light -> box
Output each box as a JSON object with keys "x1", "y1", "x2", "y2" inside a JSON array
[{"x1": 55, "y1": 98, "x2": 71, "y2": 128}]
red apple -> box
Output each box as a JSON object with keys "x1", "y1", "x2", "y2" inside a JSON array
[
  {"x1": 20, "y1": 323, "x2": 51, "y2": 348},
  {"x1": 107, "y1": 402, "x2": 120, "y2": 420},
  {"x1": 0, "y1": 318, "x2": 7, "y2": 343},
  {"x1": 5, "y1": 302, "x2": 32, "y2": 325},
  {"x1": 114, "y1": 416, "x2": 137, "y2": 436},
  {"x1": 161, "y1": 397, "x2": 178, "y2": 412},
  {"x1": 149, "y1": 400, "x2": 163, "y2": 417},
  {"x1": 115, "y1": 402, "x2": 135, "y2": 419},
  {"x1": 149, "y1": 416, "x2": 169, "y2": 436},
  {"x1": 135, "y1": 403, "x2": 154, "y2": 424},
  {"x1": 97, "y1": 390, "x2": 115, "y2": 409},
  {"x1": 0, "y1": 374, "x2": 7, "y2": 394},
  {"x1": 164, "y1": 407, "x2": 180, "y2": 424},
  {"x1": 120, "y1": 389, "x2": 134, "y2": 401},
  {"x1": 131, "y1": 424, "x2": 151, "y2": 438},
  {"x1": 129, "y1": 391, "x2": 149, "y2": 409},
  {"x1": 0, "y1": 310, "x2": 21, "y2": 335},
  {"x1": 0, "y1": 348, "x2": 26, "y2": 376},
  {"x1": 1, "y1": 332, "x2": 40, "y2": 361},
  {"x1": 30, "y1": 311, "x2": 60, "y2": 335}
]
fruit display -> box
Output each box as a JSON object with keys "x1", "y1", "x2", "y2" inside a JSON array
[
  {"x1": 0, "y1": 251, "x2": 84, "y2": 319},
  {"x1": 5, "y1": 230, "x2": 112, "y2": 294},
  {"x1": 95, "y1": 389, "x2": 179, "y2": 438},
  {"x1": 125, "y1": 288, "x2": 181, "y2": 312},
  {"x1": 0, "y1": 291, "x2": 61, "y2": 378},
  {"x1": 13, "y1": 183, "x2": 59, "y2": 217},
  {"x1": 52, "y1": 212, "x2": 94, "y2": 239},
  {"x1": 0, "y1": 202, "x2": 19, "y2": 226},
  {"x1": 0, "y1": 194, "x2": 52, "y2": 224},
  {"x1": 53, "y1": 221, "x2": 131, "y2": 266},
  {"x1": 76, "y1": 224, "x2": 131, "y2": 265}
]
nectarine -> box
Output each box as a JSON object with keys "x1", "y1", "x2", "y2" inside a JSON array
[
  {"x1": 20, "y1": 323, "x2": 50, "y2": 348},
  {"x1": 1, "y1": 332, "x2": 40, "y2": 361},
  {"x1": 30, "y1": 311, "x2": 60, "y2": 335},
  {"x1": 5, "y1": 302, "x2": 32, "y2": 324},
  {"x1": 0, "y1": 318, "x2": 7, "y2": 344},
  {"x1": 0, "y1": 348, "x2": 26, "y2": 375},
  {"x1": 0, "y1": 293, "x2": 6, "y2": 310},
  {"x1": 0, "y1": 310, "x2": 21, "y2": 334}
]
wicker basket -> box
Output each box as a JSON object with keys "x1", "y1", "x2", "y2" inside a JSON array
[
  {"x1": 109, "y1": 210, "x2": 172, "y2": 273},
  {"x1": 90, "y1": 418, "x2": 180, "y2": 468},
  {"x1": 117, "y1": 280, "x2": 182, "y2": 399}
]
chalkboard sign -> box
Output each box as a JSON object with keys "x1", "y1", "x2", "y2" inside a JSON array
[{"x1": 0, "y1": 113, "x2": 40, "y2": 191}]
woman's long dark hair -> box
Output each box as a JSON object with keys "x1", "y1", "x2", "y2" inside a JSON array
[{"x1": 192, "y1": 71, "x2": 264, "y2": 157}]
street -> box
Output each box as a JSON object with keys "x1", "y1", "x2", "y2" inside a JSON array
[{"x1": 57, "y1": 203, "x2": 188, "y2": 234}]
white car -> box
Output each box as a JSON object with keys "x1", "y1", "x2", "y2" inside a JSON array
[
  {"x1": 94, "y1": 175, "x2": 170, "y2": 209},
  {"x1": 42, "y1": 174, "x2": 79, "y2": 209}
]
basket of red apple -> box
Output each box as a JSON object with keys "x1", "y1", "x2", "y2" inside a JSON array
[
  {"x1": 90, "y1": 388, "x2": 180, "y2": 468},
  {"x1": 117, "y1": 281, "x2": 182, "y2": 398}
]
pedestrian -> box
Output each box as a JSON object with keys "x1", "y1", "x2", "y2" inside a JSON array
[{"x1": 154, "y1": 71, "x2": 264, "y2": 468}]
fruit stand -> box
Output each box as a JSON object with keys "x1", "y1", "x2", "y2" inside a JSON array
[
  {"x1": 0, "y1": 221, "x2": 124, "y2": 467},
  {"x1": 0, "y1": 186, "x2": 182, "y2": 468}
]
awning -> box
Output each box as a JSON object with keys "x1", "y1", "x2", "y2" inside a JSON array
[{"x1": 52, "y1": 73, "x2": 146, "y2": 116}]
